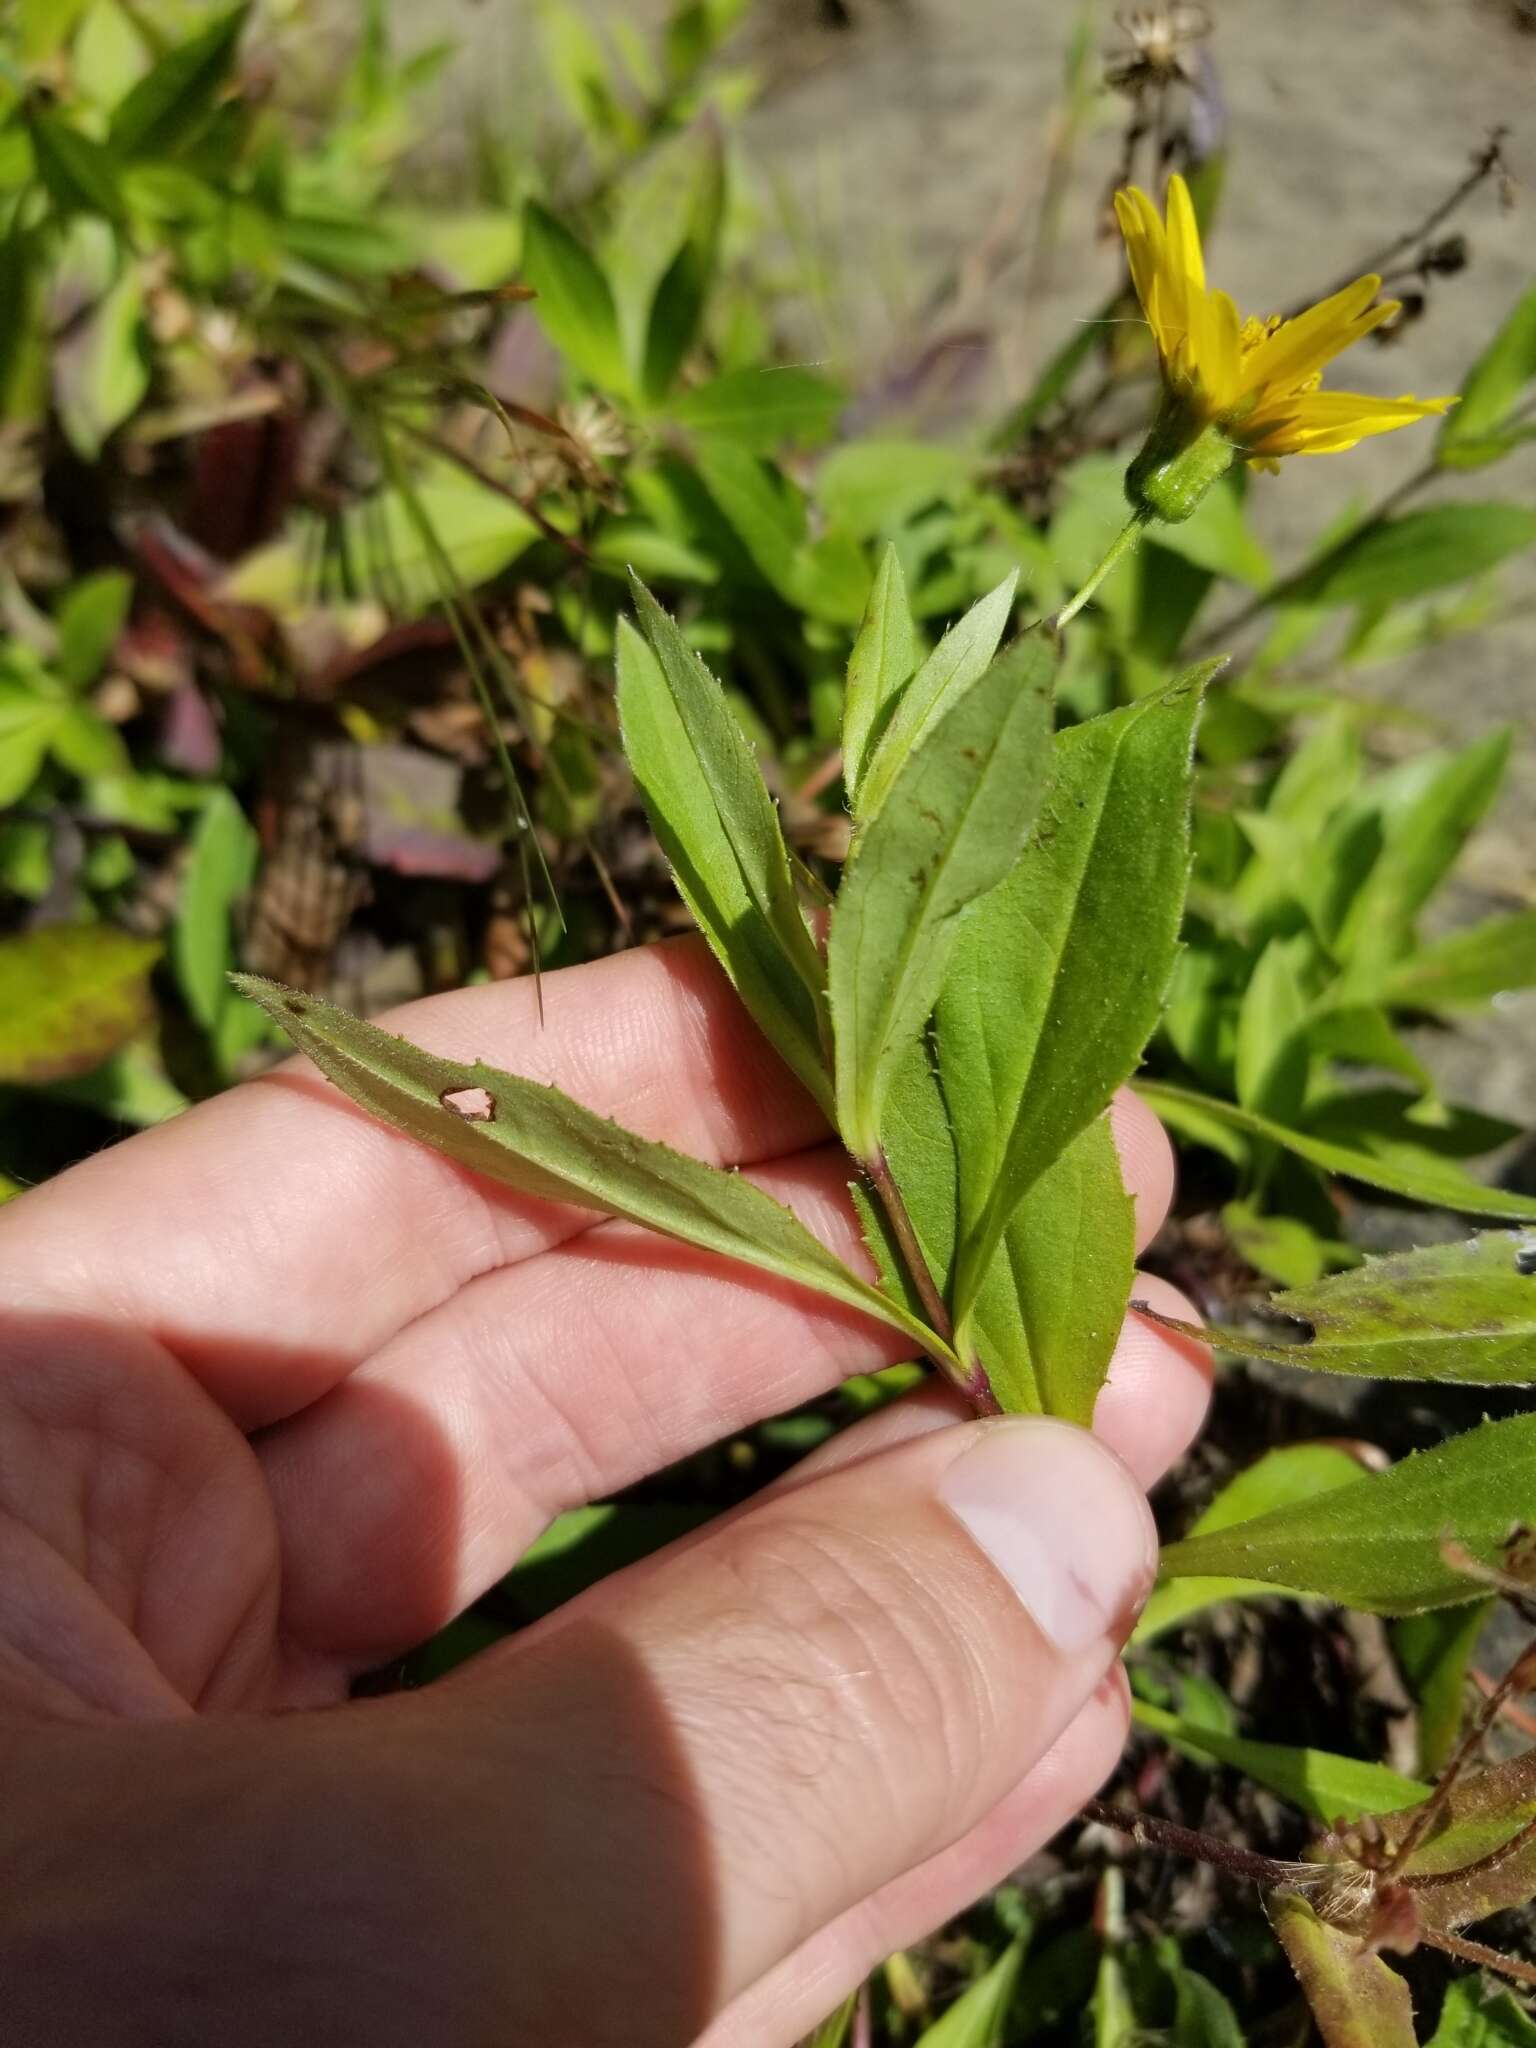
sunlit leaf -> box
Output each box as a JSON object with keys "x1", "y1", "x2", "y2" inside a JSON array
[
  {"x1": 1290, "y1": 505, "x2": 1536, "y2": 611},
  {"x1": 1145, "y1": 1233, "x2": 1536, "y2": 1386},
  {"x1": 1131, "y1": 1699, "x2": 1428, "y2": 1823},
  {"x1": 1439, "y1": 286, "x2": 1536, "y2": 471},
  {"x1": 1334, "y1": 732, "x2": 1510, "y2": 985},
  {"x1": 1372, "y1": 911, "x2": 1536, "y2": 1011},
  {"x1": 842, "y1": 542, "x2": 917, "y2": 806},
  {"x1": 1234, "y1": 934, "x2": 1311, "y2": 1124},
  {"x1": 693, "y1": 438, "x2": 868, "y2": 625},
  {"x1": 604, "y1": 125, "x2": 724, "y2": 402},
  {"x1": 968, "y1": 1114, "x2": 1135, "y2": 1423},
  {"x1": 1138, "y1": 1080, "x2": 1536, "y2": 1222},
  {"x1": 1135, "y1": 1443, "x2": 1371, "y2": 1641},
  {"x1": 941, "y1": 668, "x2": 1211, "y2": 1328},
  {"x1": 616, "y1": 596, "x2": 831, "y2": 1115},
  {"x1": 816, "y1": 440, "x2": 973, "y2": 538},
  {"x1": 0, "y1": 925, "x2": 160, "y2": 1084},
  {"x1": 855, "y1": 572, "x2": 1018, "y2": 823},
  {"x1": 828, "y1": 635, "x2": 1054, "y2": 1161},
  {"x1": 223, "y1": 473, "x2": 539, "y2": 614},
  {"x1": 1158, "y1": 1412, "x2": 1536, "y2": 1614},
  {"x1": 914, "y1": 1938, "x2": 1025, "y2": 2046},
  {"x1": 173, "y1": 788, "x2": 258, "y2": 1036}
]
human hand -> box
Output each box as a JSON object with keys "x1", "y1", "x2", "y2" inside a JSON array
[{"x1": 0, "y1": 937, "x2": 1210, "y2": 2046}]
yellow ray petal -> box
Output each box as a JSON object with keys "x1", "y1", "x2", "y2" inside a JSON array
[
  {"x1": 1113, "y1": 188, "x2": 1163, "y2": 336},
  {"x1": 1164, "y1": 173, "x2": 1205, "y2": 294},
  {"x1": 1202, "y1": 288, "x2": 1243, "y2": 413},
  {"x1": 1245, "y1": 390, "x2": 1456, "y2": 457},
  {"x1": 1238, "y1": 276, "x2": 1387, "y2": 401}
]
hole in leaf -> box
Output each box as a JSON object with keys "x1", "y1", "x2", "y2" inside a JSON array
[
  {"x1": 284, "y1": 997, "x2": 308, "y2": 1016},
  {"x1": 440, "y1": 1086, "x2": 496, "y2": 1123}
]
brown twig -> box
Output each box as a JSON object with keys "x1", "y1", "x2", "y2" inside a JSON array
[
  {"x1": 1285, "y1": 128, "x2": 1510, "y2": 319},
  {"x1": 1421, "y1": 1929, "x2": 1536, "y2": 1991},
  {"x1": 1473, "y1": 1668, "x2": 1536, "y2": 1742},
  {"x1": 1080, "y1": 1798, "x2": 1330, "y2": 1893},
  {"x1": 1386, "y1": 1635, "x2": 1534, "y2": 1879}
]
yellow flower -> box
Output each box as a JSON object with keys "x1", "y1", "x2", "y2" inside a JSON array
[{"x1": 1112, "y1": 174, "x2": 1455, "y2": 517}]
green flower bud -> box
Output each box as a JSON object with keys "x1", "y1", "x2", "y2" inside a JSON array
[{"x1": 1125, "y1": 406, "x2": 1237, "y2": 524}]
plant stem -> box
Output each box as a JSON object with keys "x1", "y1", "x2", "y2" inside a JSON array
[
  {"x1": 866, "y1": 1150, "x2": 964, "y2": 1360},
  {"x1": 1053, "y1": 511, "x2": 1150, "y2": 631},
  {"x1": 1080, "y1": 1799, "x2": 1326, "y2": 1892},
  {"x1": 1421, "y1": 1929, "x2": 1536, "y2": 1991}
]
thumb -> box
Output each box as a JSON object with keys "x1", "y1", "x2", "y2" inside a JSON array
[{"x1": 444, "y1": 1414, "x2": 1157, "y2": 2042}]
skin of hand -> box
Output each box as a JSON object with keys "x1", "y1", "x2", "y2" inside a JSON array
[{"x1": 0, "y1": 937, "x2": 1211, "y2": 2048}]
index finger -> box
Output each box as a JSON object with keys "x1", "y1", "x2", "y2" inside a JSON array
[{"x1": 0, "y1": 938, "x2": 826, "y2": 1423}]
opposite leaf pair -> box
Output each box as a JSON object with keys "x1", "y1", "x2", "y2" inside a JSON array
[{"x1": 243, "y1": 560, "x2": 1209, "y2": 1426}]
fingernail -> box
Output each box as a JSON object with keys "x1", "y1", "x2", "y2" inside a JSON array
[{"x1": 939, "y1": 1419, "x2": 1155, "y2": 1654}]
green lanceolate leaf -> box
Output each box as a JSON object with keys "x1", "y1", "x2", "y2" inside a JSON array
[
  {"x1": 1291, "y1": 504, "x2": 1536, "y2": 611},
  {"x1": 1137, "y1": 1080, "x2": 1536, "y2": 1222},
  {"x1": 914, "y1": 1938, "x2": 1025, "y2": 2046},
  {"x1": 602, "y1": 125, "x2": 723, "y2": 401},
  {"x1": 828, "y1": 635, "x2": 1055, "y2": 1163},
  {"x1": 24, "y1": 108, "x2": 126, "y2": 221},
  {"x1": 1372, "y1": 910, "x2": 1536, "y2": 1011},
  {"x1": 108, "y1": 3, "x2": 250, "y2": 161},
  {"x1": 1438, "y1": 284, "x2": 1536, "y2": 471},
  {"x1": 1144, "y1": 1232, "x2": 1536, "y2": 1386},
  {"x1": 853, "y1": 1051, "x2": 1130, "y2": 1420},
  {"x1": 855, "y1": 571, "x2": 1018, "y2": 823},
  {"x1": 173, "y1": 788, "x2": 258, "y2": 1035},
  {"x1": 1394, "y1": 1600, "x2": 1492, "y2": 1778},
  {"x1": 234, "y1": 975, "x2": 951, "y2": 1362},
  {"x1": 1266, "y1": 1895, "x2": 1416, "y2": 2048},
  {"x1": 521, "y1": 201, "x2": 630, "y2": 394},
  {"x1": 670, "y1": 366, "x2": 844, "y2": 451},
  {"x1": 617, "y1": 588, "x2": 831, "y2": 1114},
  {"x1": 941, "y1": 667, "x2": 1212, "y2": 1330},
  {"x1": 1134, "y1": 1443, "x2": 1370, "y2": 1641},
  {"x1": 1234, "y1": 934, "x2": 1311, "y2": 1124},
  {"x1": 1334, "y1": 731, "x2": 1510, "y2": 985},
  {"x1": 1158, "y1": 1412, "x2": 1536, "y2": 1614},
  {"x1": 55, "y1": 570, "x2": 132, "y2": 689},
  {"x1": 969, "y1": 1113, "x2": 1134, "y2": 1423},
  {"x1": 842, "y1": 543, "x2": 918, "y2": 807},
  {"x1": 1131, "y1": 1699, "x2": 1427, "y2": 1823}
]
